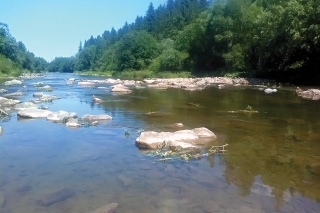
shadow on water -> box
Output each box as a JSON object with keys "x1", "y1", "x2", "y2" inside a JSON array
[{"x1": 0, "y1": 73, "x2": 319, "y2": 213}]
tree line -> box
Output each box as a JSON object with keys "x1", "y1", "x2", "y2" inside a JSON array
[
  {"x1": 0, "y1": 23, "x2": 47, "y2": 76},
  {"x1": 1, "y1": 0, "x2": 319, "y2": 85}
]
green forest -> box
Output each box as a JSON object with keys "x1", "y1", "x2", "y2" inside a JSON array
[{"x1": 1, "y1": 0, "x2": 320, "y2": 85}]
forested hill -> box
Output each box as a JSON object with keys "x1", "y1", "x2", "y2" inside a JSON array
[
  {"x1": 1, "y1": 0, "x2": 319, "y2": 85},
  {"x1": 0, "y1": 23, "x2": 47, "y2": 77}
]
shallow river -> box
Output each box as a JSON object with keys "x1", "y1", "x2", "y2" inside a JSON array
[{"x1": 0, "y1": 73, "x2": 319, "y2": 213}]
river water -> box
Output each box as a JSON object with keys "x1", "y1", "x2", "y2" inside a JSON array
[{"x1": 0, "y1": 73, "x2": 319, "y2": 213}]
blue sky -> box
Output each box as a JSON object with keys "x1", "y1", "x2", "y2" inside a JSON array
[{"x1": 0, "y1": 0, "x2": 167, "y2": 62}]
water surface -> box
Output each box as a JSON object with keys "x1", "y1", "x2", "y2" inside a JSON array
[{"x1": 0, "y1": 73, "x2": 319, "y2": 213}]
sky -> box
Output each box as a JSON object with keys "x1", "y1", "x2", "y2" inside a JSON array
[{"x1": 0, "y1": 0, "x2": 167, "y2": 62}]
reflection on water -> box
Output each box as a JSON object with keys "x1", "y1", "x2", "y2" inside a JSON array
[{"x1": 0, "y1": 74, "x2": 319, "y2": 213}]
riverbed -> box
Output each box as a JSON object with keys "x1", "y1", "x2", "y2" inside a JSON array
[{"x1": 0, "y1": 73, "x2": 319, "y2": 213}]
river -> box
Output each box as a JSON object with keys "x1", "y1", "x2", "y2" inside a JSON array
[{"x1": 0, "y1": 73, "x2": 319, "y2": 213}]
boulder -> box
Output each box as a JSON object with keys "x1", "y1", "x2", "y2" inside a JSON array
[
  {"x1": 4, "y1": 79, "x2": 23, "y2": 86},
  {"x1": 0, "y1": 97, "x2": 20, "y2": 106},
  {"x1": 37, "y1": 188, "x2": 75, "y2": 206},
  {"x1": 39, "y1": 94, "x2": 60, "y2": 102},
  {"x1": 78, "y1": 81, "x2": 95, "y2": 86},
  {"x1": 14, "y1": 102, "x2": 38, "y2": 110},
  {"x1": 81, "y1": 114, "x2": 112, "y2": 122},
  {"x1": 91, "y1": 202, "x2": 118, "y2": 213},
  {"x1": 169, "y1": 141, "x2": 199, "y2": 152},
  {"x1": 135, "y1": 128, "x2": 216, "y2": 149},
  {"x1": 66, "y1": 118, "x2": 80, "y2": 128},
  {"x1": 47, "y1": 110, "x2": 77, "y2": 122},
  {"x1": 17, "y1": 108, "x2": 53, "y2": 118},
  {"x1": 0, "y1": 89, "x2": 7, "y2": 93},
  {"x1": 3, "y1": 91, "x2": 23, "y2": 97},
  {"x1": 296, "y1": 88, "x2": 320, "y2": 100}
]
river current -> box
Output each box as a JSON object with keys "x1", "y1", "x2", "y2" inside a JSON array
[{"x1": 0, "y1": 73, "x2": 319, "y2": 213}]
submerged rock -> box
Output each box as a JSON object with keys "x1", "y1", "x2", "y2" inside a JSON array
[
  {"x1": 47, "y1": 110, "x2": 77, "y2": 122},
  {"x1": 91, "y1": 202, "x2": 118, "y2": 213},
  {"x1": 0, "y1": 192, "x2": 5, "y2": 209},
  {"x1": 306, "y1": 163, "x2": 320, "y2": 176},
  {"x1": 135, "y1": 127, "x2": 216, "y2": 149},
  {"x1": 37, "y1": 188, "x2": 75, "y2": 206},
  {"x1": 17, "y1": 108, "x2": 53, "y2": 118}
]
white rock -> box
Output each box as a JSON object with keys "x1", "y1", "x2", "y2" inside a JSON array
[
  {"x1": 66, "y1": 118, "x2": 80, "y2": 128},
  {"x1": 47, "y1": 110, "x2": 77, "y2": 122},
  {"x1": 4, "y1": 79, "x2": 22, "y2": 86},
  {"x1": 15, "y1": 102, "x2": 38, "y2": 110},
  {"x1": 81, "y1": 114, "x2": 112, "y2": 121},
  {"x1": 17, "y1": 108, "x2": 53, "y2": 118}
]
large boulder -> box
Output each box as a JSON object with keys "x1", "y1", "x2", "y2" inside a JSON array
[
  {"x1": 110, "y1": 84, "x2": 131, "y2": 93},
  {"x1": 135, "y1": 127, "x2": 216, "y2": 149},
  {"x1": 4, "y1": 79, "x2": 23, "y2": 86},
  {"x1": 14, "y1": 102, "x2": 38, "y2": 111},
  {"x1": 47, "y1": 110, "x2": 77, "y2": 122},
  {"x1": 17, "y1": 108, "x2": 53, "y2": 118},
  {"x1": 0, "y1": 97, "x2": 20, "y2": 106},
  {"x1": 81, "y1": 114, "x2": 112, "y2": 122},
  {"x1": 296, "y1": 88, "x2": 320, "y2": 100}
]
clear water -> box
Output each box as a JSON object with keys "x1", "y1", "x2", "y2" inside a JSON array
[{"x1": 0, "y1": 73, "x2": 319, "y2": 213}]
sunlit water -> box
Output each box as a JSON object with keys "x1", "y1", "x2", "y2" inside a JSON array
[{"x1": 0, "y1": 73, "x2": 319, "y2": 213}]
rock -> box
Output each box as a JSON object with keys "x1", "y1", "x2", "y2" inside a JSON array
[
  {"x1": 110, "y1": 84, "x2": 131, "y2": 93},
  {"x1": 118, "y1": 175, "x2": 132, "y2": 186},
  {"x1": 191, "y1": 127, "x2": 217, "y2": 138},
  {"x1": 39, "y1": 94, "x2": 60, "y2": 102},
  {"x1": 0, "y1": 126, "x2": 2, "y2": 135},
  {"x1": 81, "y1": 114, "x2": 112, "y2": 122},
  {"x1": 90, "y1": 202, "x2": 118, "y2": 213},
  {"x1": 296, "y1": 88, "x2": 320, "y2": 100},
  {"x1": 14, "y1": 102, "x2": 38, "y2": 110},
  {"x1": 264, "y1": 88, "x2": 277, "y2": 93},
  {"x1": 78, "y1": 81, "x2": 96, "y2": 86},
  {"x1": 33, "y1": 92, "x2": 43, "y2": 97},
  {"x1": 4, "y1": 79, "x2": 23, "y2": 86},
  {"x1": 169, "y1": 141, "x2": 199, "y2": 152},
  {"x1": 135, "y1": 128, "x2": 216, "y2": 149},
  {"x1": 47, "y1": 110, "x2": 77, "y2": 122},
  {"x1": 66, "y1": 118, "x2": 80, "y2": 127},
  {"x1": 41, "y1": 85, "x2": 53, "y2": 91},
  {"x1": 0, "y1": 192, "x2": 5, "y2": 208},
  {"x1": 37, "y1": 188, "x2": 75, "y2": 206},
  {"x1": 0, "y1": 97, "x2": 20, "y2": 106},
  {"x1": 92, "y1": 95, "x2": 103, "y2": 103},
  {"x1": 306, "y1": 163, "x2": 320, "y2": 176},
  {"x1": 3, "y1": 91, "x2": 23, "y2": 97},
  {"x1": 144, "y1": 79, "x2": 157, "y2": 84},
  {"x1": 0, "y1": 89, "x2": 7, "y2": 93},
  {"x1": 17, "y1": 108, "x2": 53, "y2": 118}
]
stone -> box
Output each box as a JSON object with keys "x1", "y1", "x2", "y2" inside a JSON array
[
  {"x1": 264, "y1": 88, "x2": 277, "y2": 93},
  {"x1": 47, "y1": 110, "x2": 77, "y2": 122},
  {"x1": 14, "y1": 102, "x2": 38, "y2": 110},
  {"x1": 169, "y1": 141, "x2": 199, "y2": 152},
  {"x1": 17, "y1": 108, "x2": 53, "y2": 118},
  {"x1": 3, "y1": 91, "x2": 23, "y2": 97},
  {"x1": 90, "y1": 202, "x2": 118, "y2": 213},
  {"x1": 4, "y1": 79, "x2": 23, "y2": 86},
  {"x1": 81, "y1": 114, "x2": 112, "y2": 121},
  {"x1": 306, "y1": 163, "x2": 320, "y2": 176},
  {"x1": 66, "y1": 118, "x2": 80, "y2": 128},
  {"x1": 0, "y1": 97, "x2": 20, "y2": 106},
  {"x1": 118, "y1": 175, "x2": 132, "y2": 186},
  {"x1": 0, "y1": 126, "x2": 2, "y2": 135},
  {"x1": 78, "y1": 81, "x2": 96, "y2": 86},
  {"x1": 37, "y1": 188, "x2": 75, "y2": 206},
  {"x1": 191, "y1": 127, "x2": 217, "y2": 138},
  {"x1": 136, "y1": 128, "x2": 216, "y2": 149},
  {"x1": 110, "y1": 86, "x2": 131, "y2": 93}
]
